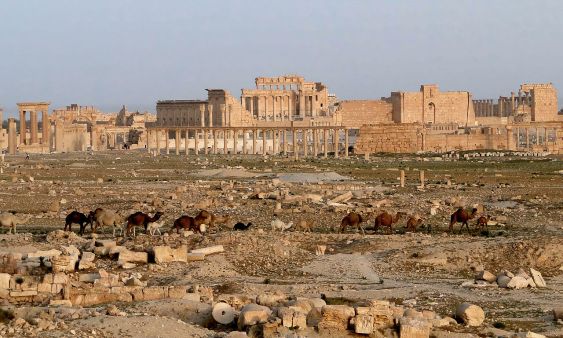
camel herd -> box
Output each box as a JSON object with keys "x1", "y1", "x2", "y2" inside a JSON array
[{"x1": 0, "y1": 206, "x2": 490, "y2": 236}]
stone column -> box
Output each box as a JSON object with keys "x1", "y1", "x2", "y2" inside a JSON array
[
  {"x1": 249, "y1": 97, "x2": 254, "y2": 117},
  {"x1": 233, "y1": 129, "x2": 238, "y2": 155},
  {"x1": 282, "y1": 130, "x2": 287, "y2": 154},
  {"x1": 223, "y1": 130, "x2": 228, "y2": 154},
  {"x1": 156, "y1": 129, "x2": 161, "y2": 154},
  {"x1": 262, "y1": 129, "x2": 267, "y2": 155},
  {"x1": 194, "y1": 129, "x2": 199, "y2": 155},
  {"x1": 19, "y1": 110, "x2": 26, "y2": 145},
  {"x1": 200, "y1": 106, "x2": 205, "y2": 127},
  {"x1": 299, "y1": 94, "x2": 305, "y2": 117},
  {"x1": 400, "y1": 170, "x2": 405, "y2": 188},
  {"x1": 213, "y1": 130, "x2": 218, "y2": 154},
  {"x1": 175, "y1": 129, "x2": 180, "y2": 155},
  {"x1": 208, "y1": 105, "x2": 214, "y2": 128},
  {"x1": 333, "y1": 129, "x2": 339, "y2": 158},
  {"x1": 185, "y1": 130, "x2": 189, "y2": 156},
  {"x1": 292, "y1": 128, "x2": 298, "y2": 160},
  {"x1": 252, "y1": 129, "x2": 257, "y2": 155},
  {"x1": 242, "y1": 129, "x2": 248, "y2": 154},
  {"x1": 303, "y1": 129, "x2": 308, "y2": 157},
  {"x1": 544, "y1": 128, "x2": 548, "y2": 145},
  {"x1": 525, "y1": 128, "x2": 529, "y2": 148},
  {"x1": 30, "y1": 111, "x2": 38, "y2": 144},
  {"x1": 54, "y1": 118, "x2": 63, "y2": 152},
  {"x1": 8, "y1": 118, "x2": 17, "y2": 155},
  {"x1": 324, "y1": 129, "x2": 328, "y2": 158},
  {"x1": 147, "y1": 130, "x2": 151, "y2": 153},
  {"x1": 220, "y1": 104, "x2": 227, "y2": 127},
  {"x1": 511, "y1": 92, "x2": 515, "y2": 114},
  {"x1": 420, "y1": 170, "x2": 425, "y2": 189},
  {"x1": 345, "y1": 129, "x2": 349, "y2": 158},
  {"x1": 204, "y1": 129, "x2": 209, "y2": 154},
  {"x1": 165, "y1": 129, "x2": 170, "y2": 154},
  {"x1": 273, "y1": 129, "x2": 278, "y2": 155},
  {"x1": 313, "y1": 129, "x2": 318, "y2": 157},
  {"x1": 42, "y1": 111, "x2": 49, "y2": 145}
]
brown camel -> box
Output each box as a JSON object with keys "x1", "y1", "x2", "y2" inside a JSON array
[
  {"x1": 126, "y1": 211, "x2": 163, "y2": 236},
  {"x1": 449, "y1": 207, "x2": 478, "y2": 233},
  {"x1": 65, "y1": 211, "x2": 90, "y2": 233},
  {"x1": 475, "y1": 215, "x2": 489, "y2": 231},
  {"x1": 373, "y1": 211, "x2": 405, "y2": 234},
  {"x1": 195, "y1": 210, "x2": 231, "y2": 229},
  {"x1": 338, "y1": 212, "x2": 369, "y2": 235},
  {"x1": 173, "y1": 215, "x2": 206, "y2": 233},
  {"x1": 405, "y1": 216, "x2": 424, "y2": 232}
]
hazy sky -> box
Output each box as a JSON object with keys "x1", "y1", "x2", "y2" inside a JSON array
[{"x1": 1, "y1": 0, "x2": 561, "y2": 116}]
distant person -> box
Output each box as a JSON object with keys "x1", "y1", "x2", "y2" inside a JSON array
[{"x1": 25, "y1": 153, "x2": 30, "y2": 160}]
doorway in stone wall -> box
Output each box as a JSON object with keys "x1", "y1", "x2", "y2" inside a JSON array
[{"x1": 428, "y1": 102, "x2": 436, "y2": 124}]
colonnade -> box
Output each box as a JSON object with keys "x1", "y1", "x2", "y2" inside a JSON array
[
  {"x1": 17, "y1": 105, "x2": 50, "y2": 146},
  {"x1": 513, "y1": 126, "x2": 558, "y2": 149},
  {"x1": 146, "y1": 127, "x2": 350, "y2": 158}
]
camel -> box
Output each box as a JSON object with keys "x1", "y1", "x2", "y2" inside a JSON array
[
  {"x1": 233, "y1": 222, "x2": 252, "y2": 231},
  {"x1": 475, "y1": 215, "x2": 489, "y2": 231},
  {"x1": 65, "y1": 211, "x2": 90, "y2": 233},
  {"x1": 405, "y1": 216, "x2": 424, "y2": 232},
  {"x1": 271, "y1": 218, "x2": 293, "y2": 231},
  {"x1": 173, "y1": 215, "x2": 206, "y2": 233},
  {"x1": 295, "y1": 219, "x2": 314, "y2": 232},
  {"x1": 126, "y1": 211, "x2": 163, "y2": 236},
  {"x1": 147, "y1": 221, "x2": 164, "y2": 236},
  {"x1": 373, "y1": 211, "x2": 405, "y2": 234},
  {"x1": 88, "y1": 208, "x2": 124, "y2": 236},
  {"x1": 0, "y1": 212, "x2": 31, "y2": 234},
  {"x1": 338, "y1": 212, "x2": 369, "y2": 235},
  {"x1": 449, "y1": 207, "x2": 478, "y2": 233},
  {"x1": 195, "y1": 210, "x2": 231, "y2": 229}
]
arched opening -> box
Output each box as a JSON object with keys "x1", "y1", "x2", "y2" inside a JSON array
[{"x1": 428, "y1": 102, "x2": 436, "y2": 124}]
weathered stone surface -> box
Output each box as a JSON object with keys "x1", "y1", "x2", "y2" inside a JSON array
[
  {"x1": 153, "y1": 245, "x2": 187, "y2": 264},
  {"x1": 354, "y1": 314, "x2": 374, "y2": 334},
  {"x1": 455, "y1": 303, "x2": 485, "y2": 326},
  {"x1": 497, "y1": 275, "x2": 511, "y2": 288},
  {"x1": 318, "y1": 305, "x2": 355, "y2": 331},
  {"x1": 49, "y1": 299, "x2": 72, "y2": 307},
  {"x1": 238, "y1": 303, "x2": 272, "y2": 329},
  {"x1": 27, "y1": 249, "x2": 61, "y2": 258},
  {"x1": 10, "y1": 290, "x2": 38, "y2": 297},
  {"x1": 79, "y1": 273, "x2": 101, "y2": 283},
  {"x1": 400, "y1": 317, "x2": 431, "y2": 338},
  {"x1": 256, "y1": 293, "x2": 286, "y2": 307},
  {"x1": 507, "y1": 276, "x2": 530, "y2": 289},
  {"x1": 118, "y1": 250, "x2": 148, "y2": 264},
  {"x1": 190, "y1": 245, "x2": 224, "y2": 255},
  {"x1": 529, "y1": 268, "x2": 546, "y2": 288},
  {"x1": 213, "y1": 302, "x2": 235, "y2": 325},
  {"x1": 475, "y1": 270, "x2": 496, "y2": 283},
  {"x1": 0, "y1": 273, "x2": 10, "y2": 289},
  {"x1": 515, "y1": 332, "x2": 547, "y2": 338}
]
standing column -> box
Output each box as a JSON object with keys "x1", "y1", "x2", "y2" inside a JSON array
[
  {"x1": 175, "y1": 129, "x2": 180, "y2": 155},
  {"x1": 204, "y1": 129, "x2": 209, "y2": 154},
  {"x1": 544, "y1": 128, "x2": 548, "y2": 145},
  {"x1": 165, "y1": 129, "x2": 170, "y2": 154},
  {"x1": 146, "y1": 130, "x2": 152, "y2": 153},
  {"x1": 324, "y1": 129, "x2": 328, "y2": 158},
  {"x1": 8, "y1": 118, "x2": 17, "y2": 155},
  {"x1": 303, "y1": 129, "x2": 308, "y2": 157},
  {"x1": 313, "y1": 129, "x2": 318, "y2": 157},
  {"x1": 220, "y1": 104, "x2": 227, "y2": 127},
  {"x1": 19, "y1": 111, "x2": 26, "y2": 145},
  {"x1": 262, "y1": 129, "x2": 267, "y2": 155},
  {"x1": 249, "y1": 97, "x2": 254, "y2": 117},
  {"x1": 185, "y1": 130, "x2": 189, "y2": 156},
  {"x1": 299, "y1": 94, "x2": 305, "y2": 117},
  {"x1": 30, "y1": 111, "x2": 38, "y2": 143},
  {"x1": 273, "y1": 129, "x2": 278, "y2": 155},
  {"x1": 156, "y1": 129, "x2": 161, "y2": 154},
  {"x1": 233, "y1": 129, "x2": 238, "y2": 155},
  {"x1": 200, "y1": 106, "x2": 205, "y2": 127},
  {"x1": 242, "y1": 129, "x2": 248, "y2": 154},
  {"x1": 213, "y1": 130, "x2": 218, "y2": 154},
  {"x1": 292, "y1": 129, "x2": 298, "y2": 160},
  {"x1": 223, "y1": 130, "x2": 228, "y2": 154},
  {"x1": 282, "y1": 130, "x2": 287, "y2": 154},
  {"x1": 208, "y1": 105, "x2": 214, "y2": 128},
  {"x1": 194, "y1": 129, "x2": 199, "y2": 155},
  {"x1": 42, "y1": 111, "x2": 49, "y2": 145},
  {"x1": 525, "y1": 128, "x2": 529, "y2": 148},
  {"x1": 333, "y1": 129, "x2": 339, "y2": 158},
  {"x1": 252, "y1": 129, "x2": 257, "y2": 154},
  {"x1": 344, "y1": 129, "x2": 349, "y2": 158}
]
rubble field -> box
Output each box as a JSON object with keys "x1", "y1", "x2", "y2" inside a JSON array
[{"x1": 0, "y1": 150, "x2": 562, "y2": 338}]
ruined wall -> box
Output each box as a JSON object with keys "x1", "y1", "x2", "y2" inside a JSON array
[
  {"x1": 529, "y1": 85, "x2": 558, "y2": 121},
  {"x1": 355, "y1": 124, "x2": 422, "y2": 153},
  {"x1": 336, "y1": 100, "x2": 393, "y2": 129}
]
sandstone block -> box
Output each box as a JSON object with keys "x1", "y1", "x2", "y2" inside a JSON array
[
  {"x1": 507, "y1": 276, "x2": 530, "y2": 289},
  {"x1": 515, "y1": 332, "x2": 547, "y2": 338},
  {"x1": 10, "y1": 290, "x2": 38, "y2": 297},
  {"x1": 153, "y1": 245, "x2": 188, "y2": 264},
  {"x1": 455, "y1": 303, "x2": 485, "y2": 326},
  {"x1": 475, "y1": 270, "x2": 496, "y2": 283},
  {"x1": 399, "y1": 317, "x2": 431, "y2": 338},
  {"x1": 79, "y1": 273, "x2": 101, "y2": 283},
  {"x1": 49, "y1": 299, "x2": 72, "y2": 307},
  {"x1": 354, "y1": 314, "x2": 374, "y2": 334},
  {"x1": 190, "y1": 245, "x2": 224, "y2": 255},
  {"x1": 168, "y1": 286, "x2": 187, "y2": 299},
  {"x1": 0, "y1": 273, "x2": 10, "y2": 289},
  {"x1": 27, "y1": 249, "x2": 61, "y2": 259},
  {"x1": 257, "y1": 293, "x2": 286, "y2": 307},
  {"x1": 318, "y1": 305, "x2": 355, "y2": 331},
  {"x1": 238, "y1": 303, "x2": 271, "y2": 329},
  {"x1": 530, "y1": 268, "x2": 546, "y2": 288},
  {"x1": 497, "y1": 275, "x2": 512, "y2": 288},
  {"x1": 81, "y1": 252, "x2": 95, "y2": 262},
  {"x1": 118, "y1": 250, "x2": 148, "y2": 264}
]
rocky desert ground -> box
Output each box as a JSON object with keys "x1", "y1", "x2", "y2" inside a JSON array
[{"x1": 0, "y1": 150, "x2": 562, "y2": 338}]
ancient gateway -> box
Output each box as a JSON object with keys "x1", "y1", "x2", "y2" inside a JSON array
[{"x1": 1, "y1": 76, "x2": 562, "y2": 155}]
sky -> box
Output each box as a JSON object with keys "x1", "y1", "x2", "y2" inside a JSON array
[{"x1": 1, "y1": 0, "x2": 562, "y2": 116}]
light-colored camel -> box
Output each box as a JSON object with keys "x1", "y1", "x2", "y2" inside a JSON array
[
  {"x1": 0, "y1": 212, "x2": 31, "y2": 234},
  {"x1": 295, "y1": 219, "x2": 314, "y2": 232},
  {"x1": 147, "y1": 221, "x2": 164, "y2": 236},
  {"x1": 90, "y1": 208, "x2": 124, "y2": 237}
]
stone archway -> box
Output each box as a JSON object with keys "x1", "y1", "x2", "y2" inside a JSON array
[{"x1": 428, "y1": 102, "x2": 436, "y2": 124}]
